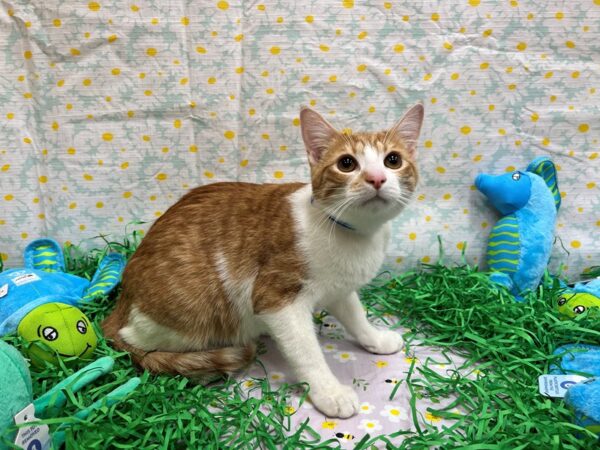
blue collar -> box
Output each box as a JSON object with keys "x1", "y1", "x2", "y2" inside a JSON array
[{"x1": 310, "y1": 196, "x2": 356, "y2": 231}]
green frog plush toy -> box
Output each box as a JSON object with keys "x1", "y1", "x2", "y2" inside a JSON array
[
  {"x1": 557, "y1": 278, "x2": 600, "y2": 319},
  {"x1": 0, "y1": 238, "x2": 125, "y2": 367}
]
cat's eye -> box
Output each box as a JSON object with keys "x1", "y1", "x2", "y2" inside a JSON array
[
  {"x1": 384, "y1": 152, "x2": 402, "y2": 169},
  {"x1": 337, "y1": 155, "x2": 357, "y2": 172}
]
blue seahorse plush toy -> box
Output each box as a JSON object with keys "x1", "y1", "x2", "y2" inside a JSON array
[{"x1": 475, "y1": 156, "x2": 561, "y2": 300}]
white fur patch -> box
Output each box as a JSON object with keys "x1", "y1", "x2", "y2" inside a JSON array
[
  {"x1": 120, "y1": 306, "x2": 203, "y2": 352},
  {"x1": 362, "y1": 144, "x2": 383, "y2": 173},
  {"x1": 214, "y1": 251, "x2": 260, "y2": 342}
]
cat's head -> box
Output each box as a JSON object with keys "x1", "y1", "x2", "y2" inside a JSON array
[{"x1": 300, "y1": 104, "x2": 424, "y2": 231}]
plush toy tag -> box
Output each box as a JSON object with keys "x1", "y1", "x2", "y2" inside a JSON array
[
  {"x1": 13, "y1": 403, "x2": 51, "y2": 450},
  {"x1": 0, "y1": 283, "x2": 8, "y2": 298},
  {"x1": 11, "y1": 272, "x2": 41, "y2": 287},
  {"x1": 538, "y1": 374, "x2": 588, "y2": 398}
]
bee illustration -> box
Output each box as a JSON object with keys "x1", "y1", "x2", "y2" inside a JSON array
[
  {"x1": 323, "y1": 322, "x2": 338, "y2": 329},
  {"x1": 385, "y1": 378, "x2": 400, "y2": 384},
  {"x1": 335, "y1": 432, "x2": 355, "y2": 441}
]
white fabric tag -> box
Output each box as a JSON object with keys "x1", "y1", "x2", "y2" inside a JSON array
[
  {"x1": 13, "y1": 403, "x2": 51, "y2": 450},
  {"x1": 0, "y1": 283, "x2": 8, "y2": 298},
  {"x1": 12, "y1": 273, "x2": 41, "y2": 286},
  {"x1": 538, "y1": 374, "x2": 588, "y2": 398}
]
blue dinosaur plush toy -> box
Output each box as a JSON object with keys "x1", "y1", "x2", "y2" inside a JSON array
[
  {"x1": 0, "y1": 238, "x2": 125, "y2": 366},
  {"x1": 475, "y1": 156, "x2": 561, "y2": 300}
]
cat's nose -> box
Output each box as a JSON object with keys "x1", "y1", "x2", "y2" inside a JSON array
[{"x1": 365, "y1": 172, "x2": 387, "y2": 190}]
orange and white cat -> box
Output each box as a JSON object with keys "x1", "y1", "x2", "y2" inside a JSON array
[{"x1": 102, "y1": 103, "x2": 424, "y2": 418}]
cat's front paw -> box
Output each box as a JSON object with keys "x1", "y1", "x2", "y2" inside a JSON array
[
  {"x1": 362, "y1": 329, "x2": 404, "y2": 355},
  {"x1": 309, "y1": 383, "x2": 359, "y2": 418}
]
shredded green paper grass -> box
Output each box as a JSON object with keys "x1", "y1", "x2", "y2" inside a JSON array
[
  {"x1": 361, "y1": 263, "x2": 600, "y2": 449},
  {"x1": 2, "y1": 234, "x2": 599, "y2": 449}
]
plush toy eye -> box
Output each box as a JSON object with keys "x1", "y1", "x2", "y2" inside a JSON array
[
  {"x1": 337, "y1": 155, "x2": 357, "y2": 172},
  {"x1": 42, "y1": 326, "x2": 58, "y2": 341},
  {"x1": 573, "y1": 305, "x2": 586, "y2": 314},
  {"x1": 384, "y1": 152, "x2": 402, "y2": 169},
  {"x1": 557, "y1": 297, "x2": 567, "y2": 306},
  {"x1": 76, "y1": 320, "x2": 88, "y2": 334},
  {"x1": 512, "y1": 173, "x2": 521, "y2": 181}
]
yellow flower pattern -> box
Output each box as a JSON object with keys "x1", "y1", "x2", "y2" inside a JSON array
[{"x1": 0, "y1": 1, "x2": 597, "y2": 275}]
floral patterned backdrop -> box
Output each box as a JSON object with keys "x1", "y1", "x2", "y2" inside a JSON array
[{"x1": 0, "y1": 0, "x2": 599, "y2": 277}]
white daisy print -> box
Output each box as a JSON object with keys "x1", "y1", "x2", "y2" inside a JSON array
[
  {"x1": 358, "y1": 401, "x2": 375, "y2": 414},
  {"x1": 333, "y1": 351, "x2": 356, "y2": 363},
  {"x1": 358, "y1": 419, "x2": 383, "y2": 432},
  {"x1": 374, "y1": 360, "x2": 389, "y2": 368},
  {"x1": 425, "y1": 411, "x2": 442, "y2": 423},
  {"x1": 380, "y1": 405, "x2": 408, "y2": 423},
  {"x1": 241, "y1": 379, "x2": 255, "y2": 389},
  {"x1": 269, "y1": 372, "x2": 285, "y2": 383},
  {"x1": 321, "y1": 420, "x2": 338, "y2": 430},
  {"x1": 466, "y1": 368, "x2": 485, "y2": 379},
  {"x1": 404, "y1": 355, "x2": 420, "y2": 364},
  {"x1": 473, "y1": 369, "x2": 485, "y2": 378},
  {"x1": 322, "y1": 342, "x2": 338, "y2": 353}
]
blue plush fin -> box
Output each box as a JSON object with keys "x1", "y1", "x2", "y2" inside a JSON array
[
  {"x1": 574, "y1": 278, "x2": 600, "y2": 297},
  {"x1": 81, "y1": 253, "x2": 126, "y2": 301},
  {"x1": 553, "y1": 345, "x2": 600, "y2": 438},
  {"x1": 565, "y1": 378, "x2": 600, "y2": 439},
  {"x1": 551, "y1": 344, "x2": 600, "y2": 377},
  {"x1": 23, "y1": 238, "x2": 65, "y2": 273},
  {"x1": 526, "y1": 156, "x2": 561, "y2": 211},
  {"x1": 489, "y1": 271, "x2": 514, "y2": 289}
]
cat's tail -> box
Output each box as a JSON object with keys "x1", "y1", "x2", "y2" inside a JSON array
[
  {"x1": 131, "y1": 344, "x2": 257, "y2": 378},
  {"x1": 102, "y1": 310, "x2": 256, "y2": 378}
]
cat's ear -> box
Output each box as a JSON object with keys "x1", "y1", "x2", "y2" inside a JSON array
[
  {"x1": 387, "y1": 103, "x2": 424, "y2": 157},
  {"x1": 300, "y1": 107, "x2": 339, "y2": 164}
]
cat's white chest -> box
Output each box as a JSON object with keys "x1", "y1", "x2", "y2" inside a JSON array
[
  {"x1": 288, "y1": 186, "x2": 390, "y2": 300},
  {"x1": 308, "y1": 226, "x2": 388, "y2": 295}
]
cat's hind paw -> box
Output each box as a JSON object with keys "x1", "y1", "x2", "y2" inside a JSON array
[
  {"x1": 362, "y1": 329, "x2": 404, "y2": 355},
  {"x1": 309, "y1": 383, "x2": 359, "y2": 418}
]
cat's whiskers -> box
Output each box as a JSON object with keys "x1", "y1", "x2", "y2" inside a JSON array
[
  {"x1": 309, "y1": 201, "x2": 346, "y2": 239},
  {"x1": 325, "y1": 199, "x2": 352, "y2": 248},
  {"x1": 309, "y1": 191, "x2": 358, "y2": 243},
  {"x1": 325, "y1": 196, "x2": 359, "y2": 246},
  {"x1": 311, "y1": 195, "x2": 355, "y2": 240}
]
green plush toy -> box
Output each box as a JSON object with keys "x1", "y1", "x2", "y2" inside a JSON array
[
  {"x1": 0, "y1": 238, "x2": 125, "y2": 367},
  {"x1": 557, "y1": 292, "x2": 600, "y2": 319},
  {"x1": 556, "y1": 278, "x2": 600, "y2": 319},
  {"x1": 0, "y1": 340, "x2": 140, "y2": 450},
  {"x1": 17, "y1": 303, "x2": 98, "y2": 368}
]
